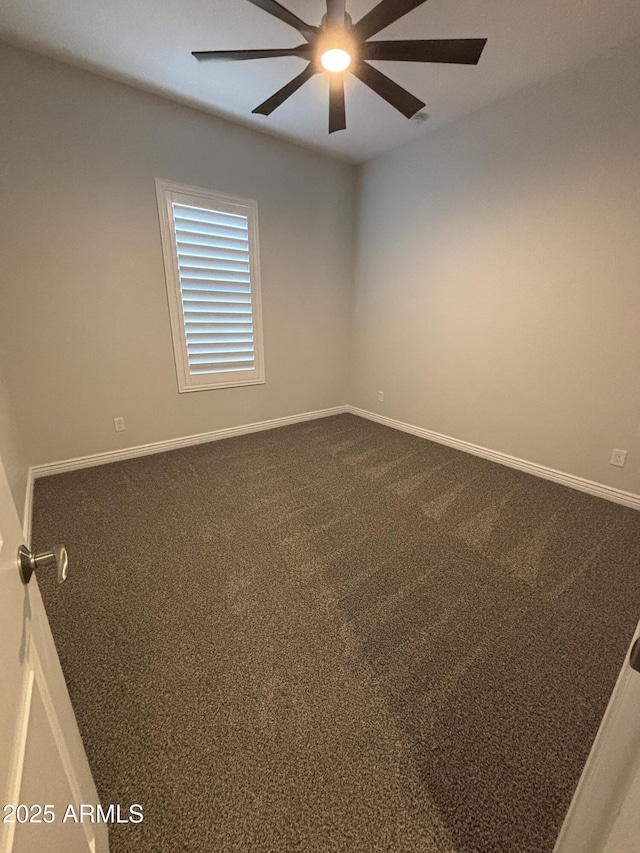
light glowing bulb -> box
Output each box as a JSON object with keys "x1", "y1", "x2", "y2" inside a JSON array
[{"x1": 321, "y1": 48, "x2": 351, "y2": 72}]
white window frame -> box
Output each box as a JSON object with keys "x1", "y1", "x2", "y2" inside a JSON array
[{"x1": 155, "y1": 178, "x2": 265, "y2": 392}]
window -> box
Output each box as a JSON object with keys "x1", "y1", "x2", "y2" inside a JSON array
[{"x1": 156, "y1": 179, "x2": 265, "y2": 392}]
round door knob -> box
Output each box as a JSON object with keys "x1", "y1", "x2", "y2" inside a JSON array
[{"x1": 18, "y1": 544, "x2": 69, "y2": 585}]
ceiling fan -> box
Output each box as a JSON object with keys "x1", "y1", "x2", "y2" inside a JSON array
[{"x1": 193, "y1": 0, "x2": 487, "y2": 134}]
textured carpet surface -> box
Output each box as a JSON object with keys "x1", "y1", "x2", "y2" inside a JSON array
[{"x1": 33, "y1": 414, "x2": 640, "y2": 852}]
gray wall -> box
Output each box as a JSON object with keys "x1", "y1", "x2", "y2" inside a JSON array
[
  {"x1": 0, "y1": 42, "x2": 355, "y2": 518},
  {"x1": 351, "y1": 37, "x2": 640, "y2": 494},
  {"x1": 2, "y1": 36, "x2": 640, "y2": 521}
]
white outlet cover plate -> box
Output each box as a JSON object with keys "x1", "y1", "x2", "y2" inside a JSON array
[{"x1": 610, "y1": 449, "x2": 628, "y2": 467}]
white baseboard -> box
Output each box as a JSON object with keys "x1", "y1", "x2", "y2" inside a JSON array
[
  {"x1": 347, "y1": 406, "x2": 640, "y2": 511},
  {"x1": 24, "y1": 403, "x2": 640, "y2": 529},
  {"x1": 29, "y1": 405, "x2": 348, "y2": 480}
]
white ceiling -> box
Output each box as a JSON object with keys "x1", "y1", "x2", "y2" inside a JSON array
[{"x1": 2, "y1": 0, "x2": 640, "y2": 163}]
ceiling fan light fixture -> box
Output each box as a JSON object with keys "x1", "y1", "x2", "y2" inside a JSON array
[
  {"x1": 193, "y1": 0, "x2": 488, "y2": 133},
  {"x1": 320, "y1": 47, "x2": 352, "y2": 72}
]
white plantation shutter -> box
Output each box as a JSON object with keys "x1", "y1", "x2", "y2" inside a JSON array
[
  {"x1": 156, "y1": 180, "x2": 264, "y2": 391},
  {"x1": 172, "y1": 204, "x2": 255, "y2": 375}
]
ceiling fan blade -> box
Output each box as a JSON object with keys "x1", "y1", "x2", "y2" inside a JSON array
[
  {"x1": 351, "y1": 60, "x2": 425, "y2": 118},
  {"x1": 353, "y1": 0, "x2": 429, "y2": 41},
  {"x1": 252, "y1": 64, "x2": 318, "y2": 116},
  {"x1": 329, "y1": 73, "x2": 346, "y2": 133},
  {"x1": 247, "y1": 0, "x2": 318, "y2": 42},
  {"x1": 326, "y1": 0, "x2": 346, "y2": 27},
  {"x1": 363, "y1": 38, "x2": 487, "y2": 64},
  {"x1": 193, "y1": 46, "x2": 312, "y2": 62}
]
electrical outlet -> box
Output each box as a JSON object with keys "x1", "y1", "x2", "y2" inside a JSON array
[
  {"x1": 378, "y1": 391, "x2": 384, "y2": 402},
  {"x1": 610, "y1": 449, "x2": 627, "y2": 468},
  {"x1": 114, "y1": 417, "x2": 126, "y2": 433}
]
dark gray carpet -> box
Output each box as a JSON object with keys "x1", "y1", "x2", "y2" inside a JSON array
[{"x1": 33, "y1": 413, "x2": 640, "y2": 852}]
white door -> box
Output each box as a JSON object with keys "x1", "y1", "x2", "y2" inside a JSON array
[
  {"x1": 0, "y1": 452, "x2": 108, "y2": 853},
  {"x1": 555, "y1": 621, "x2": 640, "y2": 852}
]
